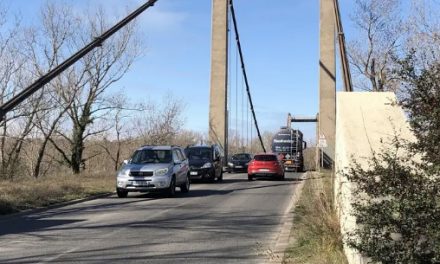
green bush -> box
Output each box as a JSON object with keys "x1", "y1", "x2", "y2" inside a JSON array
[{"x1": 344, "y1": 137, "x2": 440, "y2": 263}]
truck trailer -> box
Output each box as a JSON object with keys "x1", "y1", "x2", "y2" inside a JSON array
[{"x1": 271, "y1": 127, "x2": 306, "y2": 172}]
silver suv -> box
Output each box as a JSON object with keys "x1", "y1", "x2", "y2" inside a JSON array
[{"x1": 116, "y1": 146, "x2": 190, "y2": 198}]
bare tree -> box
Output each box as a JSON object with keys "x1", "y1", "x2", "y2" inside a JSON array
[
  {"x1": 43, "y1": 6, "x2": 143, "y2": 174},
  {"x1": 347, "y1": 0, "x2": 405, "y2": 92},
  {"x1": 173, "y1": 130, "x2": 205, "y2": 148},
  {"x1": 98, "y1": 95, "x2": 143, "y2": 171},
  {"x1": 0, "y1": 6, "x2": 51, "y2": 179},
  {"x1": 134, "y1": 95, "x2": 185, "y2": 146},
  {"x1": 19, "y1": 3, "x2": 82, "y2": 178},
  {"x1": 405, "y1": 1, "x2": 440, "y2": 68}
]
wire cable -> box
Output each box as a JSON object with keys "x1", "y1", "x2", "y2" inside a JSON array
[
  {"x1": 246, "y1": 93, "x2": 249, "y2": 152},
  {"x1": 235, "y1": 44, "x2": 238, "y2": 151},
  {"x1": 229, "y1": 0, "x2": 266, "y2": 153},
  {"x1": 241, "y1": 68, "x2": 244, "y2": 149}
]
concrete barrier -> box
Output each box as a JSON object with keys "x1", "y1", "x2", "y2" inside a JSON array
[{"x1": 334, "y1": 92, "x2": 416, "y2": 264}]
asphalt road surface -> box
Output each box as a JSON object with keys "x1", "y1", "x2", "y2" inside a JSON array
[{"x1": 0, "y1": 172, "x2": 302, "y2": 264}]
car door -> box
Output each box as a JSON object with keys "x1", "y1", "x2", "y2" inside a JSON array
[
  {"x1": 177, "y1": 149, "x2": 188, "y2": 181},
  {"x1": 172, "y1": 149, "x2": 184, "y2": 184}
]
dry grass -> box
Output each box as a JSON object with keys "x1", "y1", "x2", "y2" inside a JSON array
[
  {"x1": 283, "y1": 171, "x2": 348, "y2": 264},
  {"x1": 0, "y1": 171, "x2": 115, "y2": 215}
]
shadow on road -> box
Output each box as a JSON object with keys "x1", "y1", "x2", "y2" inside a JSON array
[
  {"x1": 1, "y1": 242, "x2": 259, "y2": 263},
  {"x1": 0, "y1": 173, "x2": 302, "y2": 264},
  {"x1": 0, "y1": 175, "x2": 300, "y2": 239},
  {"x1": 0, "y1": 218, "x2": 84, "y2": 237},
  {"x1": 1, "y1": 206, "x2": 285, "y2": 262},
  {"x1": 123, "y1": 178, "x2": 300, "y2": 199}
]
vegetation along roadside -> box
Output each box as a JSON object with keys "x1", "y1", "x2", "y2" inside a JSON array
[{"x1": 283, "y1": 171, "x2": 348, "y2": 264}]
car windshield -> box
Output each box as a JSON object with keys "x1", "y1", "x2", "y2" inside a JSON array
[
  {"x1": 130, "y1": 149, "x2": 172, "y2": 164},
  {"x1": 232, "y1": 154, "x2": 251, "y2": 160},
  {"x1": 254, "y1": 155, "x2": 277, "y2": 161},
  {"x1": 186, "y1": 148, "x2": 212, "y2": 161}
]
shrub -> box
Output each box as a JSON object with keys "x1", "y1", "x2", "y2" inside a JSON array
[{"x1": 344, "y1": 137, "x2": 440, "y2": 263}]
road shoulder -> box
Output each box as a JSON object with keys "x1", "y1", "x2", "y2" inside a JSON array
[{"x1": 269, "y1": 172, "x2": 307, "y2": 263}]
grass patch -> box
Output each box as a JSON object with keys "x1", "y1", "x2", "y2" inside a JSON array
[
  {"x1": 283, "y1": 172, "x2": 348, "y2": 264},
  {"x1": 0, "y1": 171, "x2": 115, "y2": 215}
]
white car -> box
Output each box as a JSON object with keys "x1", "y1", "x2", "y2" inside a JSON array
[{"x1": 116, "y1": 146, "x2": 190, "y2": 198}]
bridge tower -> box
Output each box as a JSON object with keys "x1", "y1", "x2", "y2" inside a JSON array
[
  {"x1": 319, "y1": 0, "x2": 336, "y2": 163},
  {"x1": 209, "y1": 0, "x2": 228, "y2": 155},
  {"x1": 208, "y1": 0, "x2": 337, "y2": 164}
]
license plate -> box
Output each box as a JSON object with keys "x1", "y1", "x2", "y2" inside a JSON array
[
  {"x1": 190, "y1": 171, "x2": 198, "y2": 176},
  {"x1": 235, "y1": 166, "x2": 243, "y2": 168},
  {"x1": 132, "y1": 181, "x2": 148, "y2": 186},
  {"x1": 285, "y1": 160, "x2": 292, "y2": 164},
  {"x1": 259, "y1": 169, "x2": 269, "y2": 172}
]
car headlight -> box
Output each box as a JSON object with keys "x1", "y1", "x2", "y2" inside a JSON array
[
  {"x1": 245, "y1": 162, "x2": 249, "y2": 166},
  {"x1": 117, "y1": 180, "x2": 126, "y2": 187},
  {"x1": 117, "y1": 169, "x2": 130, "y2": 178},
  {"x1": 228, "y1": 162, "x2": 233, "y2": 167},
  {"x1": 155, "y1": 168, "x2": 169, "y2": 176},
  {"x1": 201, "y1": 162, "x2": 212, "y2": 168}
]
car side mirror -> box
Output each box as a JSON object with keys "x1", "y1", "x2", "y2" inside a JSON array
[{"x1": 123, "y1": 160, "x2": 129, "y2": 165}]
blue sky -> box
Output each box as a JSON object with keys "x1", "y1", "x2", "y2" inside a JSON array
[{"x1": 5, "y1": 0, "x2": 358, "y2": 142}]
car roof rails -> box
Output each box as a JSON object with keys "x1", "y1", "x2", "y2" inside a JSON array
[
  {"x1": 187, "y1": 143, "x2": 211, "y2": 148},
  {"x1": 140, "y1": 145, "x2": 175, "y2": 149}
]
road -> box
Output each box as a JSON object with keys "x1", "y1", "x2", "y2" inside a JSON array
[{"x1": 0, "y1": 173, "x2": 302, "y2": 264}]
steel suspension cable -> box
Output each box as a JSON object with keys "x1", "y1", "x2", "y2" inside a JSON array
[
  {"x1": 229, "y1": 0, "x2": 266, "y2": 153},
  {"x1": 250, "y1": 118, "x2": 253, "y2": 153},
  {"x1": 246, "y1": 93, "x2": 249, "y2": 152},
  {"x1": 241, "y1": 70, "x2": 244, "y2": 149},
  {"x1": 235, "y1": 45, "x2": 238, "y2": 149},
  {"x1": 0, "y1": 0, "x2": 158, "y2": 121},
  {"x1": 333, "y1": 0, "x2": 353, "y2": 92},
  {"x1": 227, "y1": 9, "x2": 232, "y2": 152}
]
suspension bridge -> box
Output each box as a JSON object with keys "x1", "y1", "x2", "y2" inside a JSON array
[
  {"x1": 209, "y1": 0, "x2": 352, "y2": 166},
  {"x1": 0, "y1": 1, "x2": 415, "y2": 264},
  {"x1": 0, "y1": 0, "x2": 351, "y2": 168}
]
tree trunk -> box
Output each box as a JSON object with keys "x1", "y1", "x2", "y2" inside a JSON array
[
  {"x1": 71, "y1": 124, "x2": 85, "y2": 174},
  {"x1": 115, "y1": 146, "x2": 120, "y2": 171},
  {"x1": 33, "y1": 139, "x2": 49, "y2": 178}
]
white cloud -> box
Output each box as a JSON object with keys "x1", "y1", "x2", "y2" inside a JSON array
[
  {"x1": 70, "y1": 0, "x2": 187, "y2": 33},
  {"x1": 117, "y1": 0, "x2": 188, "y2": 33},
  {"x1": 139, "y1": 6, "x2": 187, "y2": 33}
]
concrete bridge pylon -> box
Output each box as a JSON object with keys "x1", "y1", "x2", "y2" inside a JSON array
[
  {"x1": 319, "y1": 0, "x2": 336, "y2": 164},
  {"x1": 209, "y1": 0, "x2": 228, "y2": 154}
]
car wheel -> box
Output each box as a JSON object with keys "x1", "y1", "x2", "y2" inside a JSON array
[
  {"x1": 180, "y1": 175, "x2": 190, "y2": 193},
  {"x1": 117, "y1": 188, "x2": 128, "y2": 198},
  {"x1": 279, "y1": 173, "x2": 285, "y2": 181},
  {"x1": 165, "y1": 176, "x2": 176, "y2": 197},
  {"x1": 248, "y1": 174, "x2": 254, "y2": 181}
]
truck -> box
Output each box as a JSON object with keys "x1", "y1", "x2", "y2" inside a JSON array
[{"x1": 271, "y1": 127, "x2": 306, "y2": 172}]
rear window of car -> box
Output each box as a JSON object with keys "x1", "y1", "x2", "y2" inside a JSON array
[
  {"x1": 254, "y1": 155, "x2": 277, "y2": 161},
  {"x1": 232, "y1": 154, "x2": 251, "y2": 160},
  {"x1": 185, "y1": 147, "x2": 212, "y2": 161}
]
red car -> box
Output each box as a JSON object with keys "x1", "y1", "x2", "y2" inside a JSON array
[{"x1": 247, "y1": 153, "x2": 285, "y2": 181}]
